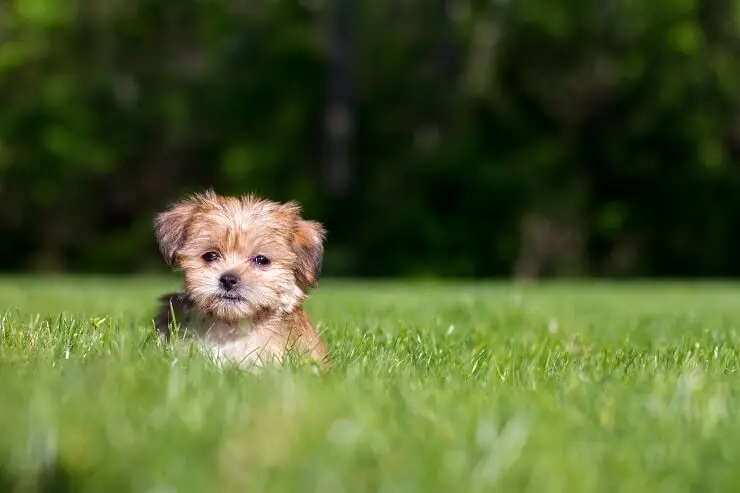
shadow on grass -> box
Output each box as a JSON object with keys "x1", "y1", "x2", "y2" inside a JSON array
[{"x1": 0, "y1": 455, "x2": 79, "y2": 493}]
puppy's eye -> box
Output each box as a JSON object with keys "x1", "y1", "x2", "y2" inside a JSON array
[
  {"x1": 201, "y1": 251, "x2": 220, "y2": 262},
  {"x1": 252, "y1": 255, "x2": 270, "y2": 266}
]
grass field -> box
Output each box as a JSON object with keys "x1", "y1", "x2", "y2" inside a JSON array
[{"x1": 1, "y1": 277, "x2": 740, "y2": 492}]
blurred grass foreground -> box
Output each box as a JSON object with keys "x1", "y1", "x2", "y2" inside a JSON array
[
  {"x1": 2, "y1": 278, "x2": 740, "y2": 492},
  {"x1": 2, "y1": 0, "x2": 740, "y2": 278}
]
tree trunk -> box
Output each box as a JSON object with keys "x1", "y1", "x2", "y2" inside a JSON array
[{"x1": 324, "y1": 0, "x2": 354, "y2": 195}]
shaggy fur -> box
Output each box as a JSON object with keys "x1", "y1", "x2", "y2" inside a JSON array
[{"x1": 153, "y1": 190, "x2": 328, "y2": 370}]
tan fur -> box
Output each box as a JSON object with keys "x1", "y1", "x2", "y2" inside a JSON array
[{"x1": 153, "y1": 190, "x2": 328, "y2": 371}]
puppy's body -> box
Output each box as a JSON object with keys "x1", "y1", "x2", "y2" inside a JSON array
[
  {"x1": 153, "y1": 191, "x2": 328, "y2": 371},
  {"x1": 155, "y1": 292, "x2": 327, "y2": 369}
]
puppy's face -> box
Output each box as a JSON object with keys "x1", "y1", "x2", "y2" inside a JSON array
[{"x1": 154, "y1": 191, "x2": 325, "y2": 322}]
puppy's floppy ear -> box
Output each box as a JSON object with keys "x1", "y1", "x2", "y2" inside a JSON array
[
  {"x1": 293, "y1": 219, "x2": 326, "y2": 290},
  {"x1": 154, "y1": 199, "x2": 198, "y2": 266}
]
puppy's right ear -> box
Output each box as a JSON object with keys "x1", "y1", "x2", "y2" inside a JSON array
[
  {"x1": 292, "y1": 219, "x2": 326, "y2": 290},
  {"x1": 154, "y1": 199, "x2": 197, "y2": 266}
]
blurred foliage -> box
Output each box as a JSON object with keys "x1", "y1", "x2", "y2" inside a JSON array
[{"x1": 1, "y1": 0, "x2": 740, "y2": 277}]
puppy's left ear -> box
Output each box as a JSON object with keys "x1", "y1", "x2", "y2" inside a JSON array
[
  {"x1": 293, "y1": 219, "x2": 326, "y2": 290},
  {"x1": 154, "y1": 199, "x2": 198, "y2": 266}
]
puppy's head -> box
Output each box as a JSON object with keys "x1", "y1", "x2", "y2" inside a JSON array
[{"x1": 154, "y1": 191, "x2": 325, "y2": 322}]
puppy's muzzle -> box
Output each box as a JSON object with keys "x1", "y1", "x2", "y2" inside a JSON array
[{"x1": 219, "y1": 272, "x2": 240, "y2": 291}]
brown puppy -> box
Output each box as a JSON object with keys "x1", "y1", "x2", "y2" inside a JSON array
[{"x1": 153, "y1": 190, "x2": 328, "y2": 371}]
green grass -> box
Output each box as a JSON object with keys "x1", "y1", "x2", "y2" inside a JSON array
[{"x1": 1, "y1": 277, "x2": 740, "y2": 492}]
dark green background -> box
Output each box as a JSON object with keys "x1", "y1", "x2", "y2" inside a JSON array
[{"x1": 1, "y1": 0, "x2": 738, "y2": 278}]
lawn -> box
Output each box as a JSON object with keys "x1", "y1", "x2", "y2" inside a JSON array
[{"x1": 1, "y1": 277, "x2": 739, "y2": 492}]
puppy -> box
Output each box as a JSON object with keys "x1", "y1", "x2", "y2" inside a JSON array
[{"x1": 153, "y1": 190, "x2": 328, "y2": 371}]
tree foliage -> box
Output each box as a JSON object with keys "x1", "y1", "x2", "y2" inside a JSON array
[{"x1": 1, "y1": 0, "x2": 740, "y2": 277}]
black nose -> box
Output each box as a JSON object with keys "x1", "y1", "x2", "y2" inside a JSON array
[{"x1": 219, "y1": 272, "x2": 240, "y2": 290}]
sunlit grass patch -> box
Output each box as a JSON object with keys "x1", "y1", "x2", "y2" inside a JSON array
[{"x1": 0, "y1": 278, "x2": 739, "y2": 492}]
